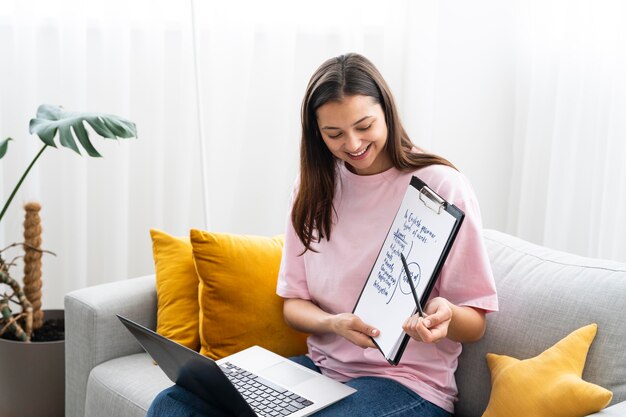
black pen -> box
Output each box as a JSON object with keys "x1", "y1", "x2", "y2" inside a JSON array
[{"x1": 400, "y1": 253, "x2": 424, "y2": 318}]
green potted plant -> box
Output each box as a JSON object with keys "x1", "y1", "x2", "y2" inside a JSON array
[{"x1": 0, "y1": 104, "x2": 137, "y2": 417}]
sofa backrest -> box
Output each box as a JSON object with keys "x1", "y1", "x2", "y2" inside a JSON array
[{"x1": 455, "y1": 229, "x2": 626, "y2": 417}]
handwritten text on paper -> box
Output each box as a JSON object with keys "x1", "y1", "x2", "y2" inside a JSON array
[{"x1": 373, "y1": 209, "x2": 437, "y2": 304}]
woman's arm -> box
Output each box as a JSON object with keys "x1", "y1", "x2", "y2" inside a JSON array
[
  {"x1": 283, "y1": 298, "x2": 379, "y2": 348},
  {"x1": 402, "y1": 297, "x2": 486, "y2": 343}
]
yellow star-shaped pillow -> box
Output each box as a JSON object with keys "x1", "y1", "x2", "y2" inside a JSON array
[{"x1": 482, "y1": 323, "x2": 612, "y2": 417}]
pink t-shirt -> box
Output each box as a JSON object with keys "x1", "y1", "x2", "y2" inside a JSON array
[{"x1": 276, "y1": 162, "x2": 498, "y2": 413}]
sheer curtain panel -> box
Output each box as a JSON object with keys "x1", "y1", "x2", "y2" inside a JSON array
[
  {"x1": 0, "y1": 0, "x2": 205, "y2": 308},
  {"x1": 1, "y1": 0, "x2": 625, "y2": 311},
  {"x1": 508, "y1": 0, "x2": 626, "y2": 262}
]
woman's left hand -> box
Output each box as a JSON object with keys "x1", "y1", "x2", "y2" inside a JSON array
[{"x1": 402, "y1": 297, "x2": 453, "y2": 343}]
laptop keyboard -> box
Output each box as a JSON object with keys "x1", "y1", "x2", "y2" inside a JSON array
[{"x1": 220, "y1": 362, "x2": 314, "y2": 417}]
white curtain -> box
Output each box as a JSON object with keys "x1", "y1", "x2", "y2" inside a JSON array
[
  {"x1": 509, "y1": 0, "x2": 626, "y2": 262},
  {"x1": 0, "y1": 0, "x2": 624, "y2": 310},
  {"x1": 0, "y1": 0, "x2": 205, "y2": 308}
]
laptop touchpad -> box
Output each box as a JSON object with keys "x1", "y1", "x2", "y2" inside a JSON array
[{"x1": 261, "y1": 361, "x2": 317, "y2": 387}]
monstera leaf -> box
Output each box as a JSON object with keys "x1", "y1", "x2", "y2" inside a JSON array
[
  {"x1": 0, "y1": 104, "x2": 137, "y2": 223},
  {"x1": 29, "y1": 104, "x2": 137, "y2": 157},
  {"x1": 0, "y1": 137, "x2": 11, "y2": 159}
]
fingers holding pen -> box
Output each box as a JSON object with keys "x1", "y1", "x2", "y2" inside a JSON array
[
  {"x1": 403, "y1": 297, "x2": 452, "y2": 344},
  {"x1": 403, "y1": 314, "x2": 429, "y2": 342}
]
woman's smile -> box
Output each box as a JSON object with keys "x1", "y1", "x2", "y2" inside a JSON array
[{"x1": 347, "y1": 144, "x2": 371, "y2": 159}]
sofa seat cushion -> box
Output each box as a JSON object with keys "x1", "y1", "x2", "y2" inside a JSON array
[{"x1": 85, "y1": 353, "x2": 171, "y2": 417}]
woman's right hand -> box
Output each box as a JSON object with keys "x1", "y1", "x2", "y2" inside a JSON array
[
  {"x1": 330, "y1": 313, "x2": 379, "y2": 349},
  {"x1": 283, "y1": 299, "x2": 378, "y2": 349}
]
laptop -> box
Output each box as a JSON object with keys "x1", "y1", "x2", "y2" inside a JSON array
[{"x1": 117, "y1": 315, "x2": 355, "y2": 417}]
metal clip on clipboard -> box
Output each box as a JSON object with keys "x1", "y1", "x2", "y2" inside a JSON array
[{"x1": 419, "y1": 186, "x2": 446, "y2": 214}]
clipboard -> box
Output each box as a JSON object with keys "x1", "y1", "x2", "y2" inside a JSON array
[{"x1": 352, "y1": 175, "x2": 465, "y2": 365}]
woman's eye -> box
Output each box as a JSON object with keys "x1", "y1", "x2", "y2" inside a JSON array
[
  {"x1": 327, "y1": 132, "x2": 343, "y2": 139},
  {"x1": 357, "y1": 124, "x2": 372, "y2": 132}
]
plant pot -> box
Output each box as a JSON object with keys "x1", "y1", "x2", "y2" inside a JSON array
[{"x1": 0, "y1": 309, "x2": 64, "y2": 417}]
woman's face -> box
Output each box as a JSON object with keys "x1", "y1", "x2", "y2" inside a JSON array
[{"x1": 316, "y1": 94, "x2": 392, "y2": 176}]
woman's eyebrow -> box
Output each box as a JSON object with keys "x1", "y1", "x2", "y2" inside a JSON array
[{"x1": 321, "y1": 115, "x2": 374, "y2": 130}]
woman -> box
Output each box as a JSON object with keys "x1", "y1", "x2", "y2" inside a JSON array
[
  {"x1": 148, "y1": 53, "x2": 497, "y2": 417},
  {"x1": 276, "y1": 53, "x2": 497, "y2": 416}
]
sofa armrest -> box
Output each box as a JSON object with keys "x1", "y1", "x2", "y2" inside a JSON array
[
  {"x1": 65, "y1": 274, "x2": 157, "y2": 417},
  {"x1": 587, "y1": 401, "x2": 626, "y2": 416}
]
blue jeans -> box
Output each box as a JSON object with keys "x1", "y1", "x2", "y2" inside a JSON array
[{"x1": 147, "y1": 355, "x2": 451, "y2": 417}]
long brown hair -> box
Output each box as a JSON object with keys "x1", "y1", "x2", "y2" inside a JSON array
[{"x1": 292, "y1": 53, "x2": 456, "y2": 252}]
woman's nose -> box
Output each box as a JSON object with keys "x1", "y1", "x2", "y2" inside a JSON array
[{"x1": 344, "y1": 132, "x2": 361, "y2": 152}]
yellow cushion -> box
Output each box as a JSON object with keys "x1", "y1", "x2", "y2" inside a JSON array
[
  {"x1": 482, "y1": 323, "x2": 612, "y2": 417},
  {"x1": 190, "y1": 229, "x2": 309, "y2": 360},
  {"x1": 150, "y1": 229, "x2": 200, "y2": 351}
]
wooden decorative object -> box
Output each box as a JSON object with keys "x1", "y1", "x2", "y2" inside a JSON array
[{"x1": 23, "y1": 202, "x2": 44, "y2": 330}]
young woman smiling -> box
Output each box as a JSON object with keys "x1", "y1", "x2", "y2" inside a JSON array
[
  {"x1": 147, "y1": 53, "x2": 498, "y2": 417},
  {"x1": 279, "y1": 53, "x2": 498, "y2": 416}
]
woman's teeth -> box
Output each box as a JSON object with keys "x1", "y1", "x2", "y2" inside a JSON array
[{"x1": 349, "y1": 145, "x2": 369, "y2": 157}]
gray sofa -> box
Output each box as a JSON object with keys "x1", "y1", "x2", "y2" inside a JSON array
[{"x1": 65, "y1": 229, "x2": 626, "y2": 417}]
